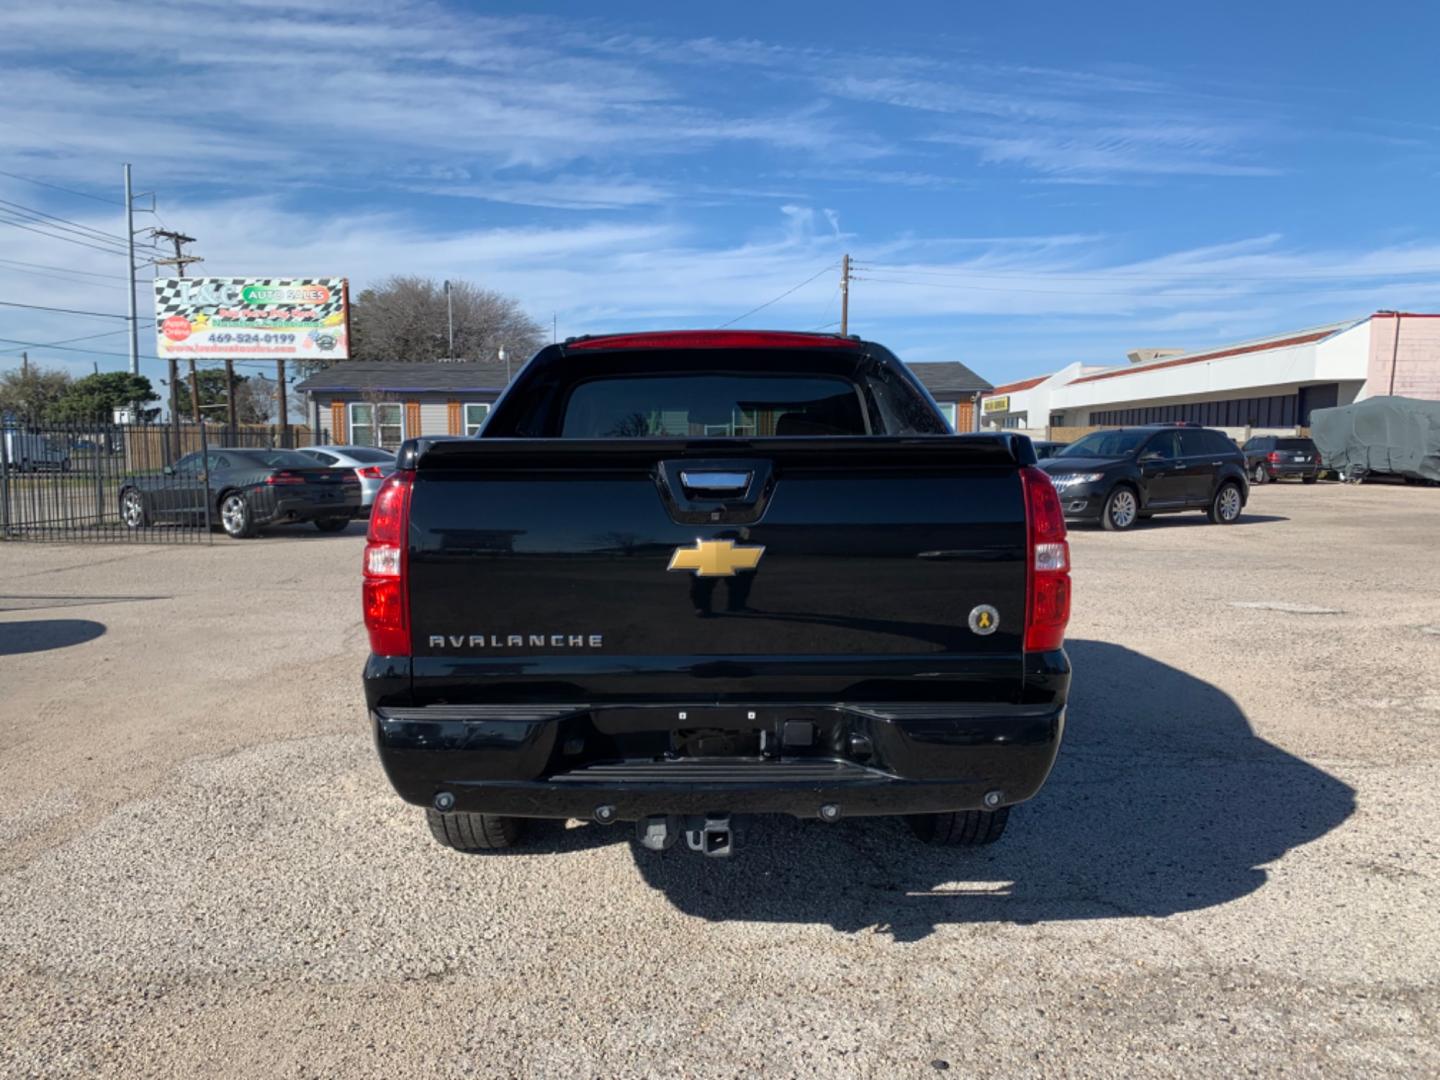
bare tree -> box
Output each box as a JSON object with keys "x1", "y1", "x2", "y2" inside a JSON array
[
  {"x1": 349, "y1": 275, "x2": 545, "y2": 364},
  {"x1": 233, "y1": 376, "x2": 273, "y2": 425}
]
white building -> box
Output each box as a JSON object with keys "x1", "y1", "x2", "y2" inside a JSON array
[{"x1": 980, "y1": 311, "x2": 1440, "y2": 439}]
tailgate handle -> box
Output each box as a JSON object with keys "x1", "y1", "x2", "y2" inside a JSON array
[{"x1": 680, "y1": 470, "x2": 751, "y2": 494}]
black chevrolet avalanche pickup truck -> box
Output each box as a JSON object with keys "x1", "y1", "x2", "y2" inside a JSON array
[{"x1": 362, "y1": 330, "x2": 1071, "y2": 858}]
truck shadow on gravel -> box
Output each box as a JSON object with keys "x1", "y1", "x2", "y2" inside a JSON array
[{"x1": 626, "y1": 639, "x2": 1356, "y2": 940}]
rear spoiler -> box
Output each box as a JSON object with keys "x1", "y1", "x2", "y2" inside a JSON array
[{"x1": 398, "y1": 434, "x2": 1036, "y2": 472}]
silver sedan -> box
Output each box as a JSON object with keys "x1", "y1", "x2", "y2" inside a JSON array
[{"x1": 299, "y1": 445, "x2": 397, "y2": 509}]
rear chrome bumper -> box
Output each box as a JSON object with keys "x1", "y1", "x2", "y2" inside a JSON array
[{"x1": 371, "y1": 700, "x2": 1066, "y2": 820}]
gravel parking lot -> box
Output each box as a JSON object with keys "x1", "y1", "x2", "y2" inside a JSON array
[{"x1": 2, "y1": 483, "x2": 1437, "y2": 1078}]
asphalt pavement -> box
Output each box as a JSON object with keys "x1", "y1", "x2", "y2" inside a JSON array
[{"x1": 1, "y1": 483, "x2": 1437, "y2": 1078}]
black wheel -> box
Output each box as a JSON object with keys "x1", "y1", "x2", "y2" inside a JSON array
[
  {"x1": 906, "y1": 806, "x2": 1010, "y2": 846},
  {"x1": 426, "y1": 810, "x2": 525, "y2": 851},
  {"x1": 1302, "y1": 474, "x2": 1318, "y2": 485},
  {"x1": 1251, "y1": 462, "x2": 1268, "y2": 485},
  {"x1": 1207, "y1": 481, "x2": 1243, "y2": 524},
  {"x1": 314, "y1": 517, "x2": 350, "y2": 533},
  {"x1": 1100, "y1": 486, "x2": 1139, "y2": 531},
  {"x1": 219, "y1": 491, "x2": 256, "y2": 538},
  {"x1": 119, "y1": 488, "x2": 149, "y2": 529}
]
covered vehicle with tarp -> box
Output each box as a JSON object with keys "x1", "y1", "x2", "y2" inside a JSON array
[{"x1": 1310, "y1": 396, "x2": 1440, "y2": 482}]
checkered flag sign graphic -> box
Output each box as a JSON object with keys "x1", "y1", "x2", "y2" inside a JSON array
[{"x1": 153, "y1": 278, "x2": 347, "y2": 321}]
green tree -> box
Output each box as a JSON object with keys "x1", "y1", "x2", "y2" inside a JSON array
[
  {"x1": 51, "y1": 372, "x2": 160, "y2": 422},
  {"x1": 0, "y1": 364, "x2": 73, "y2": 419}
]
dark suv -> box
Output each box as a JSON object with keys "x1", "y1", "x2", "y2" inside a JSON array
[
  {"x1": 1241, "y1": 435, "x2": 1321, "y2": 485},
  {"x1": 1037, "y1": 425, "x2": 1249, "y2": 531}
]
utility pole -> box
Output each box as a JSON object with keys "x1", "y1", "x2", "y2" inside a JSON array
[
  {"x1": 444, "y1": 280, "x2": 455, "y2": 359},
  {"x1": 499, "y1": 346, "x2": 510, "y2": 383},
  {"x1": 152, "y1": 229, "x2": 201, "y2": 459},
  {"x1": 20, "y1": 352, "x2": 26, "y2": 378},
  {"x1": 839, "y1": 253, "x2": 851, "y2": 337},
  {"x1": 1387, "y1": 312, "x2": 1403, "y2": 396},
  {"x1": 224, "y1": 358, "x2": 237, "y2": 443},
  {"x1": 188, "y1": 359, "x2": 201, "y2": 424},
  {"x1": 124, "y1": 164, "x2": 140, "y2": 377},
  {"x1": 276, "y1": 359, "x2": 290, "y2": 448},
  {"x1": 151, "y1": 229, "x2": 202, "y2": 277}
]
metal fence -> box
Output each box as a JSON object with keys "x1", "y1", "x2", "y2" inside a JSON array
[{"x1": 0, "y1": 419, "x2": 330, "y2": 544}]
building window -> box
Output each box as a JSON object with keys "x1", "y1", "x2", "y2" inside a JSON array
[
  {"x1": 463, "y1": 402, "x2": 491, "y2": 435},
  {"x1": 937, "y1": 402, "x2": 957, "y2": 431},
  {"x1": 350, "y1": 402, "x2": 404, "y2": 450}
]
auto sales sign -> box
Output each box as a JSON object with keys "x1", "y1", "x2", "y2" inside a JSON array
[{"x1": 154, "y1": 277, "x2": 350, "y2": 359}]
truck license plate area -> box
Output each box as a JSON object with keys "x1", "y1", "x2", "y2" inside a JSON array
[{"x1": 588, "y1": 706, "x2": 839, "y2": 758}]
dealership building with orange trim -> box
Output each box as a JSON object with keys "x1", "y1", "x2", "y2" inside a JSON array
[{"x1": 980, "y1": 311, "x2": 1440, "y2": 438}]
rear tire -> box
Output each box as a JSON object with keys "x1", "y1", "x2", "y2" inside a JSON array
[
  {"x1": 1207, "y1": 481, "x2": 1244, "y2": 524},
  {"x1": 906, "y1": 806, "x2": 1010, "y2": 846},
  {"x1": 1302, "y1": 474, "x2": 1318, "y2": 485},
  {"x1": 119, "y1": 488, "x2": 149, "y2": 529},
  {"x1": 219, "y1": 491, "x2": 256, "y2": 538},
  {"x1": 426, "y1": 810, "x2": 525, "y2": 851},
  {"x1": 314, "y1": 517, "x2": 350, "y2": 533},
  {"x1": 1252, "y1": 462, "x2": 1268, "y2": 484}
]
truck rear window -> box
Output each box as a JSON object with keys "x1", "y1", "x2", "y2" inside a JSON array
[{"x1": 559, "y1": 374, "x2": 868, "y2": 438}]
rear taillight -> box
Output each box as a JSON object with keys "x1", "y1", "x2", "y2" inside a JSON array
[
  {"x1": 1020, "y1": 466, "x2": 1071, "y2": 652},
  {"x1": 363, "y1": 472, "x2": 414, "y2": 655},
  {"x1": 265, "y1": 471, "x2": 305, "y2": 485},
  {"x1": 1266, "y1": 452, "x2": 1280, "y2": 463},
  {"x1": 356, "y1": 465, "x2": 384, "y2": 479}
]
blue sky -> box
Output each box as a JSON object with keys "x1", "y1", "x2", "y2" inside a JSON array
[{"x1": 3, "y1": 0, "x2": 1440, "y2": 392}]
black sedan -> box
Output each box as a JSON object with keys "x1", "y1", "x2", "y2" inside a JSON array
[{"x1": 120, "y1": 448, "x2": 361, "y2": 538}]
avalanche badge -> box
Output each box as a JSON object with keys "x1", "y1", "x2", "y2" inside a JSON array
[{"x1": 667, "y1": 539, "x2": 765, "y2": 577}]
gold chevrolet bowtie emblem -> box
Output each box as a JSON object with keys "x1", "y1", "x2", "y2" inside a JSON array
[{"x1": 667, "y1": 539, "x2": 765, "y2": 577}]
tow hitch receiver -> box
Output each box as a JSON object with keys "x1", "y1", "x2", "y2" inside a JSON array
[
  {"x1": 686, "y1": 814, "x2": 733, "y2": 857},
  {"x1": 635, "y1": 813, "x2": 733, "y2": 856}
]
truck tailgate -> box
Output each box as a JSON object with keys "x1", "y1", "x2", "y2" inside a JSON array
[{"x1": 405, "y1": 436, "x2": 1027, "y2": 705}]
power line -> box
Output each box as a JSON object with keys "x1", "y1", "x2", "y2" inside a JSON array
[
  {"x1": 0, "y1": 335, "x2": 162, "y2": 361},
  {"x1": 0, "y1": 213, "x2": 141, "y2": 256},
  {"x1": 856, "y1": 261, "x2": 1440, "y2": 284},
  {"x1": 0, "y1": 256, "x2": 129, "y2": 281},
  {"x1": 0, "y1": 260, "x2": 126, "y2": 291},
  {"x1": 0, "y1": 167, "x2": 125, "y2": 207},
  {"x1": 853, "y1": 273, "x2": 1270, "y2": 300},
  {"x1": 0, "y1": 327, "x2": 143, "y2": 356},
  {"x1": 0, "y1": 298, "x2": 131, "y2": 319},
  {"x1": 718, "y1": 261, "x2": 838, "y2": 329},
  {"x1": 0, "y1": 197, "x2": 134, "y2": 247}
]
